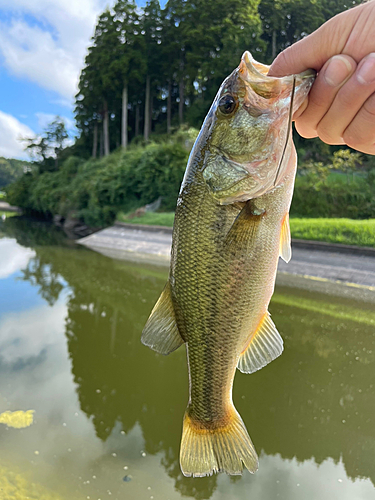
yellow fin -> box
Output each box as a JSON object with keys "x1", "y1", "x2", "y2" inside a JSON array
[
  {"x1": 141, "y1": 281, "x2": 184, "y2": 355},
  {"x1": 279, "y1": 213, "x2": 291, "y2": 263},
  {"x1": 180, "y1": 406, "x2": 258, "y2": 477},
  {"x1": 237, "y1": 311, "x2": 283, "y2": 374}
]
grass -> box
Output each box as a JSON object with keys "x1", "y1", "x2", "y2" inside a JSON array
[
  {"x1": 117, "y1": 211, "x2": 375, "y2": 248},
  {"x1": 290, "y1": 218, "x2": 375, "y2": 248},
  {"x1": 0, "y1": 211, "x2": 19, "y2": 218},
  {"x1": 117, "y1": 211, "x2": 175, "y2": 227}
]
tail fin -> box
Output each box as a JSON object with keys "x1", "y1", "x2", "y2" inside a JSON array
[{"x1": 180, "y1": 407, "x2": 258, "y2": 477}]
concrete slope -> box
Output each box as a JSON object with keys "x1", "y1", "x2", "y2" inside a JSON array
[{"x1": 78, "y1": 224, "x2": 375, "y2": 301}]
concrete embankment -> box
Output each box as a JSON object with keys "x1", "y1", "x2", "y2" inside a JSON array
[
  {"x1": 78, "y1": 222, "x2": 375, "y2": 302},
  {"x1": 0, "y1": 201, "x2": 22, "y2": 213}
]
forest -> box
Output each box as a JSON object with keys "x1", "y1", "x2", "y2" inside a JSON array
[{"x1": 73, "y1": 0, "x2": 360, "y2": 158}]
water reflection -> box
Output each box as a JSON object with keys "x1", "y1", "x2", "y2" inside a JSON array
[
  {"x1": 1, "y1": 217, "x2": 375, "y2": 499},
  {"x1": 0, "y1": 238, "x2": 35, "y2": 279}
]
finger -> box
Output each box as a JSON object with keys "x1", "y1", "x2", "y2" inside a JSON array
[
  {"x1": 343, "y1": 92, "x2": 375, "y2": 155},
  {"x1": 315, "y1": 53, "x2": 375, "y2": 145},
  {"x1": 294, "y1": 55, "x2": 357, "y2": 138},
  {"x1": 268, "y1": 4, "x2": 363, "y2": 76},
  {"x1": 271, "y1": 2, "x2": 375, "y2": 77}
]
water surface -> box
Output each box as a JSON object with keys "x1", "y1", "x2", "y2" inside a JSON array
[{"x1": 0, "y1": 217, "x2": 375, "y2": 500}]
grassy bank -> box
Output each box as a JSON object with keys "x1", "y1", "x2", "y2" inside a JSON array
[
  {"x1": 290, "y1": 218, "x2": 375, "y2": 247},
  {"x1": 0, "y1": 211, "x2": 19, "y2": 218},
  {"x1": 117, "y1": 212, "x2": 375, "y2": 248},
  {"x1": 117, "y1": 211, "x2": 175, "y2": 227}
]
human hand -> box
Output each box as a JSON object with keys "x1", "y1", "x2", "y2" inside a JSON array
[{"x1": 268, "y1": 0, "x2": 375, "y2": 155}]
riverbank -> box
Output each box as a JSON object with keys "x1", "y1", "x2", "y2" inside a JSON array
[
  {"x1": 78, "y1": 223, "x2": 375, "y2": 303},
  {"x1": 117, "y1": 212, "x2": 375, "y2": 248}
]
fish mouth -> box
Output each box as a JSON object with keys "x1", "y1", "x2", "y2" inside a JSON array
[{"x1": 239, "y1": 51, "x2": 316, "y2": 107}]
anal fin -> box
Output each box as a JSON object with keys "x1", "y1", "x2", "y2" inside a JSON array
[
  {"x1": 141, "y1": 281, "x2": 184, "y2": 355},
  {"x1": 237, "y1": 311, "x2": 283, "y2": 374},
  {"x1": 279, "y1": 213, "x2": 291, "y2": 263}
]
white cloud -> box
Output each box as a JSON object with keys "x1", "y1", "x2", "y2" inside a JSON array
[
  {"x1": 0, "y1": 0, "x2": 110, "y2": 99},
  {"x1": 0, "y1": 110, "x2": 34, "y2": 158}
]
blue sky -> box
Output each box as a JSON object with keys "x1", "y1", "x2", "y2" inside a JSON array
[{"x1": 0, "y1": 0, "x2": 156, "y2": 159}]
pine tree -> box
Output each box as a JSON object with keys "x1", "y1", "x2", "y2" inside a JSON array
[
  {"x1": 142, "y1": 0, "x2": 163, "y2": 140},
  {"x1": 113, "y1": 0, "x2": 146, "y2": 148},
  {"x1": 75, "y1": 9, "x2": 118, "y2": 156}
]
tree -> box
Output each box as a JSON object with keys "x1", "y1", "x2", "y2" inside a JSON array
[
  {"x1": 0, "y1": 158, "x2": 28, "y2": 189},
  {"x1": 142, "y1": 0, "x2": 163, "y2": 140},
  {"x1": 113, "y1": 0, "x2": 146, "y2": 148},
  {"x1": 259, "y1": 0, "x2": 327, "y2": 62},
  {"x1": 77, "y1": 10, "x2": 119, "y2": 156},
  {"x1": 23, "y1": 117, "x2": 69, "y2": 172},
  {"x1": 332, "y1": 149, "x2": 363, "y2": 183},
  {"x1": 45, "y1": 118, "x2": 69, "y2": 169},
  {"x1": 182, "y1": 0, "x2": 263, "y2": 127}
]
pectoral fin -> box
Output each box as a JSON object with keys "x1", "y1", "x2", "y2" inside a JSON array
[
  {"x1": 224, "y1": 201, "x2": 264, "y2": 252},
  {"x1": 279, "y1": 213, "x2": 291, "y2": 263},
  {"x1": 237, "y1": 311, "x2": 283, "y2": 374},
  {"x1": 141, "y1": 281, "x2": 184, "y2": 355}
]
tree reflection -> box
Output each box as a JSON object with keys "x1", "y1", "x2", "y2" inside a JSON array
[{"x1": 7, "y1": 219, "x2": 375, "y2": 498}]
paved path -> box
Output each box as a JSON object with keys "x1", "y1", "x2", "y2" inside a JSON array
[
  {"x1": 78, "y1": 224, "x2": 375, "y2": 300},
  {"x1": 277, "y1": 247, "x2": 375, "y2": 289}
]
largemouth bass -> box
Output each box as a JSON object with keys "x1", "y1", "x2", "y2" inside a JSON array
[{"x1": 142, "y1": 51, "x2": 314, "y2": 477}]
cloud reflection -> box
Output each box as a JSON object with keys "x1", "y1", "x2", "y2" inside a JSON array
[{"x1": 0, "y1": 238, "x2": 35, "y2": 279}]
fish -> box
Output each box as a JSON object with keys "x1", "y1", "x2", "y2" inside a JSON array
[{"x1": 142, "y1": 51, "x2": 315, "y2": 478}]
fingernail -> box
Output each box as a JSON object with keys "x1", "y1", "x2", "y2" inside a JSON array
[
  {"x1": 357, "y1": 53, "x2": 375, "y2": 84},
  {"x1": 324, "y1": 55, "x2": 353, "y2": 87}
]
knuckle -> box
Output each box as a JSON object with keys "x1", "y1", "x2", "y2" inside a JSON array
[
  {"x1": 363, "y1": 93, "x2": 375, "y2": 118},
  {"x1": 336, "y1": 88, "x2": 356, "y2": 109}
]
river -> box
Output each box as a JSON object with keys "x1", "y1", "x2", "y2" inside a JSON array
[{"x1": 0, "y1": 217, "x2": 374, "y2": 500}]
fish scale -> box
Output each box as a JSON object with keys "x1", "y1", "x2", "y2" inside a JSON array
[{"x1": 142, "y1": 51, "x2": 315, "y2": 477}]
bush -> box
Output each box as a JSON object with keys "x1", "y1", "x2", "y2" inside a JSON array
[
  {"x1": 291, "y1": 177, "x2": 375, "y2": 219},
  {"x1": 6, "y1": 133, "x2": 190, "y2": 227},
  {"x1": 7, "y1": 135, "x2": 375, "y2": 228}
]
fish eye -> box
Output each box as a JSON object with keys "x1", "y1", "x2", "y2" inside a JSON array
[{"x1": 218, "y1": 94, "x2": 237, "y2": 116}]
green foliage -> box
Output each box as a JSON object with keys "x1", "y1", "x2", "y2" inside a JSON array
[
  {"x1": 290, "y1": 218, "x2": 375, "y2": 248},
  {"x1": 6, "y1": 133, "x2": 191, "y2": 227},
  {"x1": 6, "y1": 173, "x2": 36, "y2": 212},
  {"x1": 0, "y1": 157, "x2": 29, "y2": 188},
  {"x1": 291, "y1": 149, "x2": 374, "y2": 219},
  {"x1": 291, "y1": 176, "x2": 375, "y2": 219},
  {"x1": 0, "y1": 211, "x2": 18, "y2": 218},
  {"x1": 23, "y1": 117, "x2": 69, "y2": 172},
  {"x1": 74, "y1": 0, "x2": 264, "y2": 155}
]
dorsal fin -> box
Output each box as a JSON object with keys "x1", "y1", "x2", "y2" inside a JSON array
[
  {"x1": 237, "y1": 311, "x2": 283, "y2": 374},
  {"x1": 279, "y1": 213, "x2": 291, "y2": 263},
  {"x1": 141, "y1": 281, "x2": 184, "y2": 355}
]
